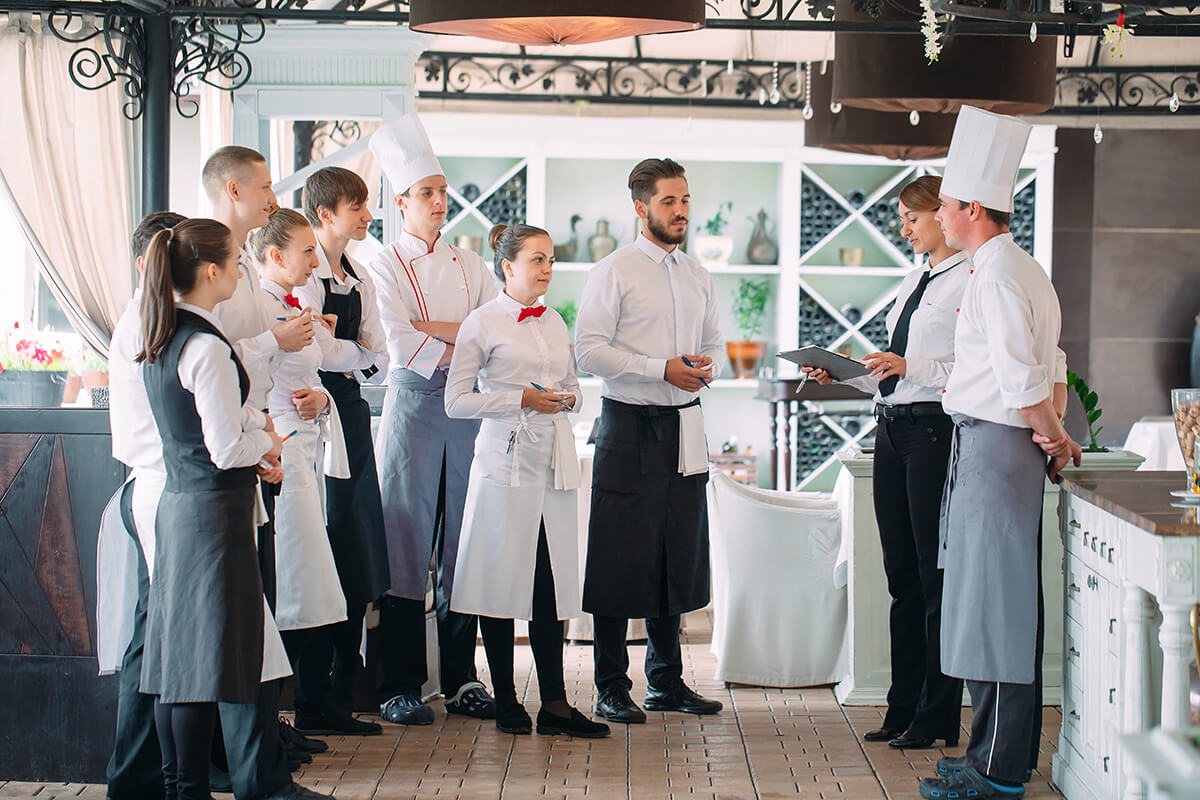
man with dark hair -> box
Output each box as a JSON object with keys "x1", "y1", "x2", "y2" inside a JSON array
[
  {"x1": 104, "y1": 210, "x2": 186, "y2": 800},
  {"x1": 301, "y1": 166, "x2": 370, "y2": 229},
  {"x1": 575, "y1": 158, "x2": 725, "y2": 724}
]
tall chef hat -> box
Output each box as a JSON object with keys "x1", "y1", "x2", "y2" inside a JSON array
[
  {"x1": 369, "y1": 113, "x2": 443, "y2": 195},
  {"x1": 940, "y1": 105, "x2": 1032, "y2": 214}
]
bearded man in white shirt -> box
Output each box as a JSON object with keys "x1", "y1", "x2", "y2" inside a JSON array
[
  {"x1": 918, "y1": 107, "x2": 1081, "y2": 800},
  {"x1": 575, "y1": 158, "x2": 725, "y2": 724}
]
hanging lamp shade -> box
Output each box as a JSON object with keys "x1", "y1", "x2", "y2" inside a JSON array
[
  {"x1": 408, "y1": 0, "x2": 706, "y2": 46},
  {"x1": 807, "y1": 69, "x2": 957, "y2": 160},
  {"x1": 832, "y1": 0, "x2": 1056, "y2": 114}
]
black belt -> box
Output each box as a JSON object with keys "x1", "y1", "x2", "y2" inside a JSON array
[{"x1": 874, "y1": 401, "x2": 946, "y2": 421}]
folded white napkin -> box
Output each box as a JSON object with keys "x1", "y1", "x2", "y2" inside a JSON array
[
  {"x1": 319, "y1": 389, "x2": 351, "y2": 480},
  {"x1": 678, "y1": 405, "x2": 708, "y2": 476},
  {"x1": 551, "y1": 415, "x2": 582, "y2": 490}
]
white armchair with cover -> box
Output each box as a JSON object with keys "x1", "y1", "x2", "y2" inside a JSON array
[{"x1": 707, "y1": 470, "x2": 848, "y2": 687}]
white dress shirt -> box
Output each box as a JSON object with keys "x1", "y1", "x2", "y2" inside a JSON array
[
  {"x1": 445, "y1": 292, "x2": 582, "y2": 425},
  {"x1": 363, "y1": 230, "x2": 497, "y2": 380},
  {"x1": 942, "y1": 233, "x2": 1065, "y2": 428},
  {"x1": 214, "y1": 249, "x2": 279, "y2": 411},
  {"x1": 293, "y1": 241, "x2": 389, "y2": 379},
  {"x1": 109, "y1": 290, "x2": 166, "y2": 473},
  {"x1": 575, "y1": 232, "x2": 724, "y2": 407},
  {"x1": 844, "y1": 251, "x2": 971, "y2": 405},
  {"x1": 175, "y1": 302, "x2": 273, "y2": 469},
  {"x1": 259, "y1": 279, "x2": 368, "y2": 417}
]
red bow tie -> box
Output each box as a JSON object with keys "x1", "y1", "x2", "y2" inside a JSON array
[
  {"x1": 283, "y1": 294, "x2": 301, "y2": 310},
  {"x1": 517, "y1": 305, "x2": 546, "y2": 322}
]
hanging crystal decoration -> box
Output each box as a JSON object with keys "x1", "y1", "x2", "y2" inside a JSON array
[
  {"x1": 769, "y1": 62, "x2": 781, "y2": 105},
  {"x1": 1170, "y1": 91, "x2": 1181, "y2": 112},
  {"x1": 726, "y1": 58, "x2": 734, "y2": 74},
  {"x1": 830, "y1": 101, "x2": 843, "y2": 114},
  {"x1": 1029, "y1": 23, "x2": 1038, "y2": 42},
  {"x1": 802, "y1": 61, "x2": 815, "y2": 120},
  {"x1": 759, "y1": 86, "x2": 768, "y2": 105},
  {"x1": 1093, "y1": 122, "x2": 1104, "y2": 143},
  {"x1": 909, "y1": 109, "x2": 921, "y2": 126}
]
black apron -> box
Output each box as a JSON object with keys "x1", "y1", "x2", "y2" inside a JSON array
[
  {"x1": 316, "y1": 258, "x2": 391, "y2": 607},
  {"x1": 141, "y1": 310, "x2": 263, "y2": 704},
  {"x1": 582, "y1": 397, "x2": 710, "y2": 618}
]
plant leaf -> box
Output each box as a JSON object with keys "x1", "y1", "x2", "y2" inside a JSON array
[
  {"x1": 1087, "y1": 409, "x2": 1102, "y2": 423},
  {"x1": 1084, "y1": 391, "x2": 1098, "y2": 411}
]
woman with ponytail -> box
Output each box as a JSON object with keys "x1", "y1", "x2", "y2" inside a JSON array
[
  {"x1": 136, "y1": 218, "x2": 285, "y2": 800},
  {"x1": 444, "y1": 223, "x2": 608, "y2": 739}
]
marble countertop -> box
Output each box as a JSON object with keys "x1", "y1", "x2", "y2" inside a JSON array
[{"x1": 1058, "y1": 470, "x2": 1200, "y2": 537}]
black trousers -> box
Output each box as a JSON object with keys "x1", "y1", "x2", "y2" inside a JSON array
[
  {"x1": 286, "y1": 605, "x2": 367, "y2": 713},
  {"x1": 593, "y1": 554, "x2": 682, "y2": 692},
  {"x1": 376, "y1": 456, "x2": 480, "y2": 701},
  {"x1": 154, "y1": 701, "x2": 218, "y2": 800},
  {"x1": 212, "y1": 680, "x2": 291, "y2": 798},
  {"x1": 965, "y1": 519, "x2": 1046, "y2": 784},
  {"x1": 872, "y1": 413, "x2": 963, "y2": 737},
  {"x1": 107, "y1": 479, "x2": 165, "y2": 800},
  {"x1": 478, "y1": 524, "x2": 567, "y2": 707}
]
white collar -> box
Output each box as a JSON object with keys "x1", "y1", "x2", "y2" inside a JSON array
[
  {"x1": 315, "y1": 242, "x2": 360, "y2": 292},
  {"x1": 496, "y1": 291, "x2": 544, "y2": 316},
  {"x1": 634, "y1": 231, "x2": 678, "y2": 265},
  {"x1": 176, "y1": 301, "x2": 227, "y2": 334},
  {"x1": 259, "y1": 278, "x2": 292, "y2": 303},
  {"x1": 927, "y1": 249, "x2": 969, "y2": 278},
  {"x1": 971, "y1": 232, "x2": 1015, "y2": 266}
]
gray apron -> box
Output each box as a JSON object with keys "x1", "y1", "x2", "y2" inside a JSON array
[
  {"x1": 939, "y1": 414, "x2": 1045, "y2": 685},
  {"x1": 376, "y1": 367, "x2": 480, "y2": 601}
]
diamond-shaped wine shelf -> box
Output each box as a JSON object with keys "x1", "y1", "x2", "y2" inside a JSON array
[{"x1": 800, "y1": 175, "x2": 850, "y2": 255}]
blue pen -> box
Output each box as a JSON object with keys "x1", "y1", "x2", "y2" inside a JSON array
[
  {"x1": 530, "y1": 382, "x2": 573, "y2": 411},
  {"x1": 276, "y1": 317, "x2": 287, "y2": 321},
  {"x1": 680, "y1": 355, "x2": 710, "y2": 388}
]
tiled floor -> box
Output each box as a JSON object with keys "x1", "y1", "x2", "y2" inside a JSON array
[{"x1": 0, "y1": 612, "x2": 1063, "y2": 799}]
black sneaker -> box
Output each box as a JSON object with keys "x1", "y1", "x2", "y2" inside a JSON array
[
  {"x1": 279, "y1": 717, "x2": 328, "y2": 753},
  {"x1": 445, "y1": 681, "x2": 497, "y2": 719},
  {"x1": 536, "y1": 706, "x2": 611, "y2": 738},
  {"x1": 294, "y1": 707, "x2": 382, "y2": 736},
  {"x1": 644, "y1": 681, "x2": 723, "y2": 715},
  {"x1": 594, "y1": 685, "x2": 647, "y2": 724}
]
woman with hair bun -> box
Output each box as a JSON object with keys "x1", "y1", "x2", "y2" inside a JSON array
[
  {"x1": 802, "y1": 174, "x2": 968, "y2": 750},
  {"x1": 444, "y1": 223, "x2": 609, "y2": 739},
  {"x1": 136, "y1": 218, "x2": 284, "y2": 799}
]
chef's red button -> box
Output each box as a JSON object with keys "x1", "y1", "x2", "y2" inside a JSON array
[
  {"x1": 955, "y1": 308, "x2": 960, "y2": 312},
  {"x1": 942, "y1": 389, "x2": 946, "y2": 393},
  {"x1": 970, "y1": 269, "x2": 974, "y2": 274},
  {"x1": 452, "y1": 257, "x2": 457, "y2": 261}
]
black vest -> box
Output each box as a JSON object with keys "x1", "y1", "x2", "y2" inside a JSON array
[
  {"x1": 317, "y1": 256, "x2": 375, "y2": 399},
  {"x1": 144, "y1": 308, "x2": 258, "y2": 493}
]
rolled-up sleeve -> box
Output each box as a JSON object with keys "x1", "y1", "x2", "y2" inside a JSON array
[{"x1": 977, "y1": 281, "x2": 1051, "y2": 410}]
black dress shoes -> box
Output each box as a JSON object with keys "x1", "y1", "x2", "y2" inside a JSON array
[
  {"x1": 257, "y1": 782, "x2": 336, "y2": 799},
  {"x1": 536, "y1": 706, "x2": 611, "y2": 738},
  {"x1": 644, "y1": 681, "x2": 723, "y2": 715},
  {"x1": 294, "y1": 706, "x2": 383, "y2": 737},
  {"x1": 863, "y1": 726, "x2": 904, "y2": 742},
  {"x1": 888, "y1": 730, "x2": 960, "y2": 749},
  {"x1": 279, "y1": 717, "x2": 328, "y2": 753},
  {"x1": 495, "y1": 702, "x2": 533, "y2": 735},
  {"x1": 595, "y1": 685, "x2": 647, "y2": 724}
]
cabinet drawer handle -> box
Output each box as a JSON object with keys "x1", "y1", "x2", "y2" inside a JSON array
[
  {"x1": 1069, "y1": 710, "x2": 1081, "y2": 720},
  {"x1": 1069, "y1": 582, "x2": 1081, "y2": 594},
  {"x1": 1091, "y1": 537, "x2": 1098, "y2": 552},
  {"x1": 1108, "y1": 549, "x2": 1115, "y2": 564},
  {"x1": 1109, "y1": 688, "x2": 1117, "y2": 703},
  {"x1": 1069, "y1": 519, "x2": 1081, "y2": 528},
  {"x1": 1103, "y1": 756, "x2": 1110, "y2": 773},
  {"x1": 1099, "y1": 541, "x2": 1107, "y2": 556},
  {"x1": 1082, "y1": 532, "x2": 1089, "y2": 546},
  {"x1": 1109, "y1": 618, "x2": 1117, "y2": 634},
  {"x1": 1087, "y1": 574, "x2": 1098, "y2": 590},
  {"x1": 1069, "y1": 646, "x2": 1081, "y2": 658}
]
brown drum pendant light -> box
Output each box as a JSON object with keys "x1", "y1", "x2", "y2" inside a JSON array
[
  {"x1": 409, "y1": 0, "x2": 706, "y2": 46},
  {"x1": 806, "y1": 68, "x2": 957, "y2": 160},
  {"x1": 832, "y1": 0, "x2": 1056, "y2": 114}
]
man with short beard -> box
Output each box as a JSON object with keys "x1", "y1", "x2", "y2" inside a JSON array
[{"x1": 575, "y1": 158, "x2": 725, "y2": 723}]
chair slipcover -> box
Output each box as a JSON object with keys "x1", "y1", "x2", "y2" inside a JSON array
[{"x1": 708, "y1": 470, "x2": 848, "y2": 687}]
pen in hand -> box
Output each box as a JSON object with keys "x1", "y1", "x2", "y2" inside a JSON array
[
  {"x1": 258, "y1": 429, "x2": 298, "y2": 469},
  {"x1": 680, "y1": 355, "x2": 711, "y2": 388},
  {"x1": 530, "y1": 382, "x2": 573, "y2": 411}
]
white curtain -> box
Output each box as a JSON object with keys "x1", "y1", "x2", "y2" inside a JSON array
[{"x1": 0, "y1": 15, "x2": 138, "y2": 357}]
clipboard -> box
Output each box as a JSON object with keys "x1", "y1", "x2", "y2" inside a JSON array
[{"x1": 777, "y1": 346, "x2": 871, "y2": 382}]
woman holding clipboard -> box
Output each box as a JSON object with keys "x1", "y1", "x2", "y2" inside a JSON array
[{"x1": 802, "y1": 175, "x2": 968, "y2": 750}]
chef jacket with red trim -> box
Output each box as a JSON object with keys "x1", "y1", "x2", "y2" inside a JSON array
[{"x1": 363, "y1": 229, "x2": 498, "y2": 379}]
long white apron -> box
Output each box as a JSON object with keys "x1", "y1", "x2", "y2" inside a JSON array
[
  {"x1": 271, "y1": 410, "x2": 347, "y2": 631},
  {"x1": 451, "y1": 414, "x2": 581, "y2": 621},
  {"x1": 96, "y1": 477, "x2": 138, "y2": 675}
]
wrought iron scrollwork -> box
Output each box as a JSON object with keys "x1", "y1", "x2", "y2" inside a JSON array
[
  {"x1": 171, "y1": 11, "x2": 264, "y2": 117},
  {"x1": 47, "y1": 5, "x2": 146, "y2": 120},
  {"x1": 1055, "y1": 68, "x2": 1200, "y2": 114}
]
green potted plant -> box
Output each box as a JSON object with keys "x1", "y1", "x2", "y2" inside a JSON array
[
  {"x1": 727, "y1": 277, "x2": 771, "y2": 379},
  {"x1": 1058, "y1": 370, "x2": 1143, "y2": 472},
  {"x1": 0, "y1": 323, "x2": 71, "y2": 407},
  {"x1": 1067, "y1": 370, "x2": 1107, "y2": 453},
  {"x1": 693, "y1": 201, "x2": 734, "y2": 267}
]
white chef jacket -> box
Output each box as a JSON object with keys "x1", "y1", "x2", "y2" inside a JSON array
[
  {"x1": 259, "y1": 279, "x2": 371, "y2": 416},
  {"x1": 575, "y1": 232, "x2": 724, "y2": 407},
  {"x1": 445, "y1": 292, "x2": 583, "y2": 424},
  {"x1": 363, "y1": 230, "x2": 497, "y2": 379},
  {"x1": 109, "y1": 290, "x2": 165, "y2": 474},
  {"x1": 214, "y1": 249, "x2": 279, "y2": 412},
  {"x1": 942, "y1": 233, "x2": 1065, "y2": 429},
  {"x1": 293, "y1": 241, "x2": 389, "y2": 380},
  {"x1": 176, "y1": 302, "x2": 274, "y2": 468}
]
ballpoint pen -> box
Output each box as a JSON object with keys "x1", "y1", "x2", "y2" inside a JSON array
[
  {"x1": 530, "y1": 382, "x2": 573, "y2": 411},
  {"x1": 796, "y1": 370, "x2": 810, "y2": 396},
  {"x1": 259, "y1": 429, "x2": 298, "y2": 469},
  {"x1": 680, "y1": 355, "x2": 710, "y2": 388}
]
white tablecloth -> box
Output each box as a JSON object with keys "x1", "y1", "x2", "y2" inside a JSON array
[{"x1": 1123, "y1": 416, "x2": 1185, "y2": 471}]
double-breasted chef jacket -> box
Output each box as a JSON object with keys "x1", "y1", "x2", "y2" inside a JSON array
[
  {"x1": 444, "y1": 292, "x2": 583, "y2": 621},
  {"x1": 939, "y1": 232, "x2": 1065, "y2": 685},
  {"x1": 260, "y1": 278, "x2": 360, "y2": 632},
  {"x1": 574, "y1": 233, "x2": 724, "y2": 619},
  {"x1": 362, "y1": 230, "x2": 498, "y2": 601}
]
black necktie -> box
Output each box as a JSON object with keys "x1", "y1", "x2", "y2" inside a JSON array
[{"x1": 880, "y1": 269, "x2": 942, "y2": 397}]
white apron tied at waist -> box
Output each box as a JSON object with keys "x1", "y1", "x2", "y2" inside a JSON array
[
  {"x1": 96, "y1": 477, "x2": 137, "y2": 675},
  {"x1": 678, "y1": 404, "x2": 708, "y2": 476}
]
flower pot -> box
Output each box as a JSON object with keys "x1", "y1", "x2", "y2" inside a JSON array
[
  {"x1": 693, "y1": 234, "x2": 734, "y2": 267},
  {"x1": 726, "y1": 341, "x2": 767, "y2": 379},
  {"x1": 63, "y1": 373, "x2": 82, "y2": 404},
  {"x1": 82, "y1": 368, "x2": 109, "y2": 388},
  {"x1": 0, "y1": 369, "x2": 68, "y2": 407}
]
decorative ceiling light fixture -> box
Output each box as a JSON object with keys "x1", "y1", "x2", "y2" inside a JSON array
[
  {"x1": 409, "y1": 0, "x2": 706, "y2": 46},
  {"x1": 832, "y1": 0, "x2": 1057, "y2": 114}
]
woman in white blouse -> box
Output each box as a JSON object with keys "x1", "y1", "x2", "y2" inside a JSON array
[
  {"x1": 445, "y1": 223, "x2": 608, "y2": 739},
  {"x1": 136, "y1": 218, "x2": 283, "y2": 799},
  {"x1": 804, "y1": 175, "x2": 968, "y2": 750},
  {"x1": 252, "y1": 208, "x2": 374, "y2": 724}
]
